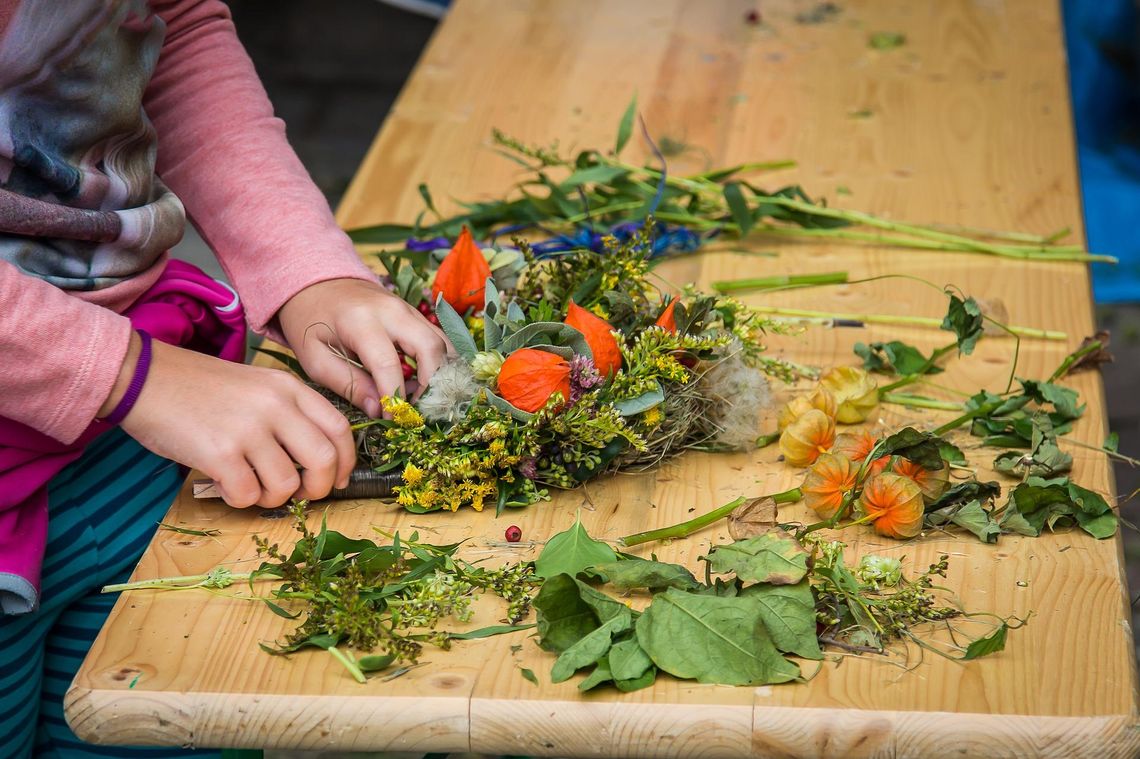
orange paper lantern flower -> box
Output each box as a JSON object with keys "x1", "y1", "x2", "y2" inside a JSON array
[
  {"x1": 858, "y1": 472, "x2": 924, "y2": 539},
  {"x1": 496, "y1": 348, "x2": 572, "y2": 413},
  {"x1": 831, "y1": 430, "x2": 889, "y2": 476},
  {"x1": 779, "y1": 409, "x2": 836, "y2": 467},
  {"x1": 655, "y1": 296, "x2": 680, "y2": 333},
  {"x1": 802, "y1": 453, "x2": 857, "y2": 519},
  {"x1": 431, "y1": 225, "x2": 492, "y2": 314},
  {"x1": 891, "y1": 458, "x2": 950, "y2": 504},
  {"x1": 777, "y1": 386, "x2": 838, "y2": 431},
  {"x1": 565, "y1": 301, "x2": 622, "y2": 377}
]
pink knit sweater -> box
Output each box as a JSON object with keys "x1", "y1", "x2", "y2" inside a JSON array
[{"x1": 0, "y1": 0, "x2": 376, "y2": 444}]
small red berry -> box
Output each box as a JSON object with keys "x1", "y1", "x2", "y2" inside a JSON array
[
  {"x1": 505, "y1": 525, "x2": 522, "y2": 543},
  {"x1": 417, "y1": 300, "x2": 433, "y2": 315},
  {"x1": 745, "y1": 8, "x2": 761, "y2": 24},
  {"x1": 427, "y1": 314, "x2": 440, "y2": 326},
  {"x1": 401, "y1": 361, "x2": 415, "y2": 381}
]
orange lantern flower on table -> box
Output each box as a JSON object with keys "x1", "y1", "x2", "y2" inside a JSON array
[
  {"x1": 779, "y1": 409, "x2": 836, "y2": 467},
  {"x1": 564, "y1": 301, "x2": 622, "y2": 377},
  {"x1": 431, "y1": 225, "x2": 492, "y2": 313},
  {"x1": 858, "y1": 472, "x2": 924, "y2": 539},
  {"x1": 496, "y1": 348, "x2": 572, "y2": 413},
  {"x1": 831, "y1": 430, "x2": 889, "y2": 476},
  {"x1": 801, "y1": 453, "x2": 857, "y2": 519},
  {"x1": 891, "y1": 457, "x2": 950, "y2": 504},
  {"x1": 655, "y1": 295, "x2": 680, "y2": 333}
]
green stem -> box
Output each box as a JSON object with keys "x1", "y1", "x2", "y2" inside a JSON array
[
  {"x1": 1048, "y1": 340, "x2": 1102, "y2": 383},
  {"x1": 756, "y1": 431, "x2": 780, "y2": 448},
  {"x1": 328, "y1": 646, "x2": 367, "y2": 684},
  {"x1": 711, "y1": 271, "x2": 849, "y2": 293},
  {"x1": 880, "y1": 393, "x2": 965, "y2": 411},
  {"x1": 620, "y1": 488, "x2": 803, "y2": 547},
  {"x1": 718, "y1": 304, "x2": 1066, "y2": 341},
  {"x1": 932, "y1": 399, "x2": 1004, "y2": 437},
  {"x1": 101, "y1": 572, "x2": 254, "y2": 594}
]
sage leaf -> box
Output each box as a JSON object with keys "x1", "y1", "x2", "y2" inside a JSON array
[
  {"x1": 434, "y1": 293, "x2": 479, "y2": 360},
  {"x1": 704, "y1": 532, "x2": 809, "y2": 585},
  {"x1": 636, "y1": 589, "x2": 800, "y2": 686},
  {"x1": 612, "y1": 384, "x2": 665, "y2": 416},
  {"x1": 535, "y1": 514, "x2": 618, "y2": 579}
]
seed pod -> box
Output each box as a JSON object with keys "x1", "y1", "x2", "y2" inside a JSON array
[
  {"x1": 820, "y1": 366, "x2": 879, "y2": 423},
  {"x1": 779, "y1": 409, "x2": 836, "y2": 467},
  {"x1": 777, "y1": 386, "x2": 838, "y2": 431},
  {"x1": 858, "y1": 472, "x2": 924, "y2": 539},
  {"x1": 565, "y1": 301, "x2": 622, "y2": 377},
  {"x1": 801, "y1": 453, "x2": 857, "y2": 519},
  {"x1": 496, "y1": 348, "x2": 572, "y2": 413}
]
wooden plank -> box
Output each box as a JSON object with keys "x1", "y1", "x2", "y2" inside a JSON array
[{"x1": 66, "y1": 1, "x2": 1140, "y2": 756}]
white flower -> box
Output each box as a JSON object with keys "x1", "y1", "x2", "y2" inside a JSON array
[
  {"x1": 856, "y1": 555, "x2": 903, "y2": 587},
  {"x1": 470, "y1": 350, "x2": 505, "y2": 383},
  {"x1": 699, "y1": 348, "x2": 772, "y2": 450}
]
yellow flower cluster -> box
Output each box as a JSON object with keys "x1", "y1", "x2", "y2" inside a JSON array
[{"x1": 382, "y1": 397, "x2": 425, "y2": 429}]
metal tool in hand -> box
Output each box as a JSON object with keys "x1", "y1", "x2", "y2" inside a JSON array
[{"x1": 192, "y1": 468, "x2": 401, "y2": 500}]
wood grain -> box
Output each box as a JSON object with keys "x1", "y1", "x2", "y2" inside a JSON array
[{"x1": 67, "y1": 1, "x2": 1140, "y2": 756}]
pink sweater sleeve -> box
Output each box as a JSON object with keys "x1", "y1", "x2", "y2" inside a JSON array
[
  {"x1": 144, "y1": 0, "x2": 377, "y2": 337},
  {"x1": 0, "y1": 261, "x2": 132, "y2": 443}
]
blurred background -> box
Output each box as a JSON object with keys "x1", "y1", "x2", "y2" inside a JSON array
[{"x1": 179, "y1": 0, "x2": 1140, "y2": 645}]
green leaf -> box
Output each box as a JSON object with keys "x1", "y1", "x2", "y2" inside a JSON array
[
  {"x1": 533, "y1": 574, "x2": 602, "y2": 653},
  {"x1": 615, "y1": 93, "x2": 637, "y2": 155},
  {"x1": 561, "y1": 164, "x2": 629, "y2": 189},
  {"x1": 868, "y1": 31, "x2": 906, "y2": 50},
  {"x1": 550, "y1": 615, "x2": 628, "y2": 683},
  {"x1": 962, "y1": 622, "x2": 1008, "y2": 660},
  {"x1": 1003, "y1": 477, "x2": 1117, "y2": 539},
  {"x1": 615, "y1": 665, "x2": 657, "y2": 692},
  {"x1": 347, "y1": 223, "x2": 417, "y2": 244},
  {"x1": 418, "y1": 183, "x2": 439, "y2": 217},
  {"x1": 593, "y1": 559, "x2": 699, "y2": 592},
  {"x1": 926, "y1": 499, "x2": 1001, "y2": 543},
  {"x1": 577, "y1": 657, "x2": 613, "y2": 691},
  {"x1": 875, "y1": 427, "x2": 946, "y2": 471},
  {"x1": 741, "y1": 581, "x2": 823, "y2": 659},
  {"x1": 520, "y1": 667, "x2": 539, "y2": 686},
  {"x1": 433, "y1": 293, "x2": 479, "y2": 360},
  {"x1": 636, "y1": 589, "x2": 800, "y2": 686},
  {"x1": 357, "y1": 653, "x2": 397, "y2": 672},
  {"x1": 262, "y1": 599, "x2": 301, "y2": 620},
  {"x1": 703, "y1": 533, "x2": 809, "y2": 585},
  {"x1": 941, "y1": 295, "x2": 984, "y2": 355},
  {"x1": 499, "y1": 321, "x2": 593, "y2": 359},
  {"x1": 608, "y1": 638, "x2": 654, "y2": 681},
  {"x1": 482, "y1": 388, "x2": 536, "y2": 423},
  {"x1": 448, "y1": 623, "x2": 535, "y2": 641},
  {"x1": 723, "y1": 182, "x2": 754, "y2": 236},
  {"x1": 612, "y1": 384, "x2": 665, "y2": 416},
  {"x1": 1019, "y1": 379, "x2": 1086, "y2": 421},
  {"x1": 854, "y1": 341, "x2": 945, "y2": 376},
  {"x1": 927, "y1": 480, "x2": 1001, "y2": 512},
  {"x1": 535, "y1": 513, "x2": 619, "y2": 580},
  {"x1": 1105, "y1": 432, "x2": 1120, "y2": 453}
]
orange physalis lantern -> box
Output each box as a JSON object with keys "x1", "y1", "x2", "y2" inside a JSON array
[
  {"x1": 858, "y1": 473, "x2": 924, "y2": 539},
  {"x1": 778, "y1": 409, "x2": 836, "y2": 467},
  {"x1": 801, "y1": 453, "x2": 857, "y2": 519},
  {"x1": 431, "y1": 226, "x2": 492, "y2": 314},
  {"x1": 564, "y1": 301, "x2": 622, "y2": 377},
  {"x1": 655, "y1": 296, "x2": 680, "y2": 333},
  {"x1": 831, "y1": 430, "x2": 889, "y2": 476},
  {"x1": 496, "y1": 348, "x2": 572, "y2": 413}
]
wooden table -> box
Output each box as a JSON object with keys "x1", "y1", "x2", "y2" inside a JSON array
[{"x1": 66, "y1": 1, "x2": 1140, "y2": 756}]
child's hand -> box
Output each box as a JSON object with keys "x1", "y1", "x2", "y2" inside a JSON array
[
  {"x1": 276, "y1": 279, "x2": 452, "y2": 415},
  {"x1": 116, "y1": 337, "x2": 356, "y2": 508}
]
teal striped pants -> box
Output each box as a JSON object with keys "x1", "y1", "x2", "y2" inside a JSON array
[{"x1": 0, "y1": 428, "x2": 219, "y2": 759}]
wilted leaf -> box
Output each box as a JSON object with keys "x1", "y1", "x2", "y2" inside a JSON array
[
  {"x1": 854, "y1": 340, "x2": 944, "y2": 376},
  {"x1": 704, "y1": 531, "x2": 809, "y2": 585},
  {"x1": 728, "y1": 496, "x2": 778, "y2": 540},
  {"x1": 636, "y1": 589, "x2": 800, "y2": 686},
  {"x1": 941, "y1": 295, "x2": 984, "y2": 355},
  {"x1": 593, "y1": 559, "x2": 699, "y2": 592},
  {"x1": 1066, "y1": 331, "x2": 1114, "y2": 376}
]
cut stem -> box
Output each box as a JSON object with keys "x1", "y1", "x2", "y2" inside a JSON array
[
  {"x1": 711, "y1": 271, "x2": 849, "y2": 292},
  {"x1": 101, "y1": 572, "x2": 254, "y2": 594},
  {"x1": 328, "y1": 646, "x2": 367, "y2": 684},
  {"x1": 620, "y1": 488, "x2": 803, "y2": 547},
  {"x1": 1048, "y1": 340, "x2": 1103, "y2": 383},
  {"x1": 880, "y1": 393, "x2": 965, "y2": 412}
]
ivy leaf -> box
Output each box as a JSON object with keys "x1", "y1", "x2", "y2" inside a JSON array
[
  {"x1": 941, "y1": 295, "x2": 984, "y2": 355},
  {"x1": 962, "y1": 622, "x2": 1008, "y2": 660},
  {"x1": 703, "y1": 532, "x2": 809, "y2": 585},
  {"x1": 592, "y1": 559, "x2": 699, "y2": 592},
  {"x1": 615, "y1": 93, "x2": 637, "y2": 155},
  {"x1": 740, "y1": 581, "x2": 823, "y2": 659},
  {"x1": 854, "y1": 341, "x2": 945, "y2": 376},
  {"x1": 723, "y1": 182, "x2": 754, "y2": 235},
  {"x1": 635, "y1": 589, "x2": 800, "y2": 686},
  {"x1": 535, "y1": 513, "x2": 619, "y2": 580}
]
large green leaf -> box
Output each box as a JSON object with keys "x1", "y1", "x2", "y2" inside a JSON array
[
  {"x1": 740, "y1": 581, "x2": 822, "y2": 659},
  {"x1": 532, "y1": 574, "x2": 601, "y2": 653},
  {"x1": 703, "y1": 532, "x2": 809, "y2": 585},
  {"x1": 535, "y1": 514, "x2": 619, "y2": 580},
  {"x1": 608, "y1": 638, "x2": 654, "y2": 681},
  {"x1": 636, "y1": 589, "x2": 800, "y2": 685},
  {"x1": 593, "y1": 559, "x2": 699, "y2": 592},
  {"x1": 550, "y1": 615, "x2": 629, "y2": 683}
]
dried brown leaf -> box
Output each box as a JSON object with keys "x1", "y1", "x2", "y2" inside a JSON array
[
  {"x1": 1066, "y1": 331, "x2": 1114, "y2": 375},
  {"x1": 728, "y1": 496, "x2": 778, "y2": 540}
]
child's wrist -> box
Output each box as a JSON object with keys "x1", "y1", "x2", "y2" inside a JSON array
[{"x1": 97, "y1": 330, "x2": 151, "y2": 422}]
